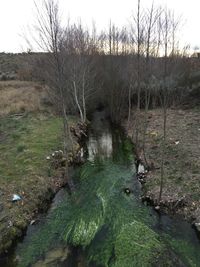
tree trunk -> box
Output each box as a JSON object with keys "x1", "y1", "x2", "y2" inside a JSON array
[
  {"x1": 82, "y1": 70, "x2": 86, "y2": 122},
  {"x1": 73, "y1": 80, "x2": 84, "y2": 122},
  {"x1": 159, "y1": 103, "x2": 167, "y2": 202}
]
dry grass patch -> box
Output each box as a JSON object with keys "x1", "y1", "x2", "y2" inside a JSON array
[{"x1": 0, "y1": 81, "x2": 49, "y2": 116}]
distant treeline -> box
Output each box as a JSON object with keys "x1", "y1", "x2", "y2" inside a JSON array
[{"x1": 1, "y1": 0, "x2": 200, "y2": 122}]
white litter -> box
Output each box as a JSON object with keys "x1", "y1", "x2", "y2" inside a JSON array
[
  {"x1": 138, "y1": 163, "x2": 145, "y2": 174},
  {"x1": 30, "y1": 220, "x2": 36, "y2": 225},
  {"x1": 8, "y1": 220, "x2": 13, "y2": 227},
  {"x1": 12, "y1": 194, "x2": 22, "y2": 202}
]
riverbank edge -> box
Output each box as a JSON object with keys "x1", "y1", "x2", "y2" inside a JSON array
[
  {"x1": 122, "y1": 109, "x2": 200, "y2": 236},
  {"x1": 0, "y1": 120, "x2": 88, "y2": 257}
]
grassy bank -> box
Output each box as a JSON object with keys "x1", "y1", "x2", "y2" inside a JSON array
[
  {"x1": 0, "y1": 81, "x2": 81, "y2": 254},
  {"x1": 126, "y1": 108, "x2": 200, "y2": 223}
]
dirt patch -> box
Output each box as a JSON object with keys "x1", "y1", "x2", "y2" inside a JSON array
[{"x1": 125, "y1": 108, "x2": 200, "y2": 225}]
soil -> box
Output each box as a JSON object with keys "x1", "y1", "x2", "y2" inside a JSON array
[{"x1": 125, "y1": 107, "x2": 200, "y2": 228}]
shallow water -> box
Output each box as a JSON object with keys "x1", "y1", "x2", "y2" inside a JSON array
[{"x1": 2, "y1": 110, "x2": 200, "y2": 267}]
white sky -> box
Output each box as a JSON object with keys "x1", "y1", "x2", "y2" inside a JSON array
[{"x1": 0, "y1": 0, "x2": 199, "y2": 53}]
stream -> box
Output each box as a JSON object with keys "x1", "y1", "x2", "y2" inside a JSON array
[{"x1": 2, "y1": 110, "x2": 200, "y2": 267}]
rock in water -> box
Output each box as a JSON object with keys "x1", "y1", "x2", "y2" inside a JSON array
[{"x1": 154, "y1": 205, "x2": 160, "y2": 211}]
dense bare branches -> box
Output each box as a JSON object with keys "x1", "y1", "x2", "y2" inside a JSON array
[
  {"x1": 28, "y1": 0, "x2": 188, "y2": 201},
  {"x1": 30, "y1": 0, "x2": 186, "y2": 148}
]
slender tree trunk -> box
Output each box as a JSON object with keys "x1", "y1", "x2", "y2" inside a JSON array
[
  {"x1": 109, "y1": 21, "x2": 112, "y2": 55},
  {"x1": 127, "y1": 84, "x2": 132, "y2": 128},
  {"x1": 82, "y1": 70, "x2": 86, "y2": 122},
  {"x1": 73, "y1": 80, "x2": 84, "y2": 122},
  {"x1": 159, "y1": 10, "x2": 169, "y2": 202},
  {"x1": 159, "y1": 102, "x2": 167, "y2": 202},
  {"x1": 53, "y1": 48, "x2": 73, "y2": 154},
  {"x1": 135, "y1": 0, "x2": 141, "y2": 151},
  {"x1": 142, "y1": 89, "x2": 150, "y2": 167}
]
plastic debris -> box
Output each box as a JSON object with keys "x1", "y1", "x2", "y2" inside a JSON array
[
  {"x1": 80, "y1": 148, "x2": 84, "y2": 158},
  {"x1": 46, "y1": 156, "x2": 51, "y2": 160},
  {"x1": 175, "y1": 141, "x2": 180, "y2": 145},
  {"x1": 8, "y1": 220, "x2": 13, "y2": 227},
  {"x1": 138, "y1": 163, "x2": 145, "y2": 174},
  {"x1": 30, "y1": 220, "x2": 36, "y2": 225},
  {"x1": 12, "y1": 194, "x2": 22, "y2": 202}
]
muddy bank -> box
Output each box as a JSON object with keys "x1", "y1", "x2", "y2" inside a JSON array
[
  {"x1": 0, "y1": 118, "x2": 87, "y2": 256},
  {"x1": 125, "y1": 108, "x2": 200, "y2": 230}
]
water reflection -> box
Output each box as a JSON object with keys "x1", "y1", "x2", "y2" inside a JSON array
[{"x1": 87, "y1": 130, "x2": 113, "y2": 161}]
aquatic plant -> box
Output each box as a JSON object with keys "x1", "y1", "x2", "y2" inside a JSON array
[
  {"x1": 17, "y1": 158, "x2": 165, "y2": 267},
  {"x1": 17, "y1": 132, "x2": 197, "y2": 267}
]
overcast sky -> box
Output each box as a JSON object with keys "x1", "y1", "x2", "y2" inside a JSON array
[{"x1": 0, "y1": 0, "x2": 199, "y2": 53}]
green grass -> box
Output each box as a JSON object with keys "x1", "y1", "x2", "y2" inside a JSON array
[
  {"x1": 0, "y1": 112, "x2": 81, "y2": 254},
  {"x1": 0, "y1": 113, "x2": 63, "y2": 182}
]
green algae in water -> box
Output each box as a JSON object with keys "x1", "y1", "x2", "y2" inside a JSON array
[
  {"x1": 17, "y1": 129, "x2": 200, "y2": 267},
  {"x1": 112, "y1": 128, "x2": 135, "y2": 164},
  {"x1": 161, "y1": 233, "x2": 200, "y2": 267},
  {"x1": 111, "y1": 222, "x2": 163, "y2": 267},
  {"x1": 87, "y1": 221, "x2": 165, "y2": 267},
  {"x1": 17, "y1": 159, "x2": 164, "y2": 267}
]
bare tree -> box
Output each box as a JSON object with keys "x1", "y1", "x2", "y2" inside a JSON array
[
  {"x1": 32, "y1": 0, "x2": 73, "y2": 155},
  {"x1": 27, "y1": 1, "x2": 186, "y2": 191},
  {"x1": 142, "y1": 3, "x2": 162, "y2": 167},
  {"x1": 61, "y1": 23, "x2": 97, "y2": 122},
  {"x1": 158, "y1": 8, "x2": 181, "y2": 202}
]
